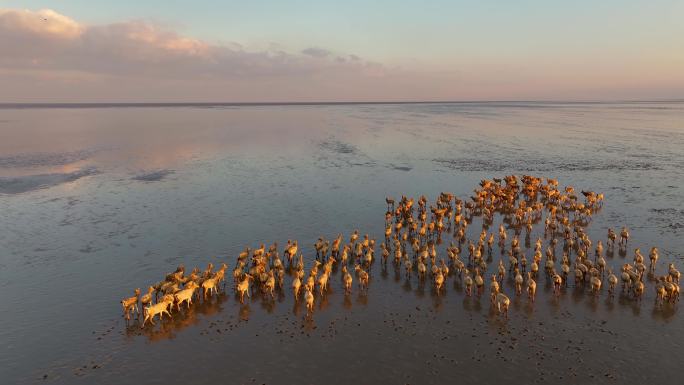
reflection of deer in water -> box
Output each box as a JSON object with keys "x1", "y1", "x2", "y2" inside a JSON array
[
  {"x1": 590, "y1": 270, "x2": 601, "y2": 297},
  {"x1": 135, "y1": 290, "x2": 229, "y2": 339}
]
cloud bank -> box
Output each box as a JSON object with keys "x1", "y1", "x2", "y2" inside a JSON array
[
  {"x1": 0, "y1": 9, "x2": 409, "y2": 102},
  {"x1": 0, "y1": 9, "x2": 385, "y2": 78},
  {"x1": 1, "y1": 8, "x2": 681, "y2": 102}
]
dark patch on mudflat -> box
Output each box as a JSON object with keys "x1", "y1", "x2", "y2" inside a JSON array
[
  {"x1": 318, "y1": 138, "x2": 359, "y2": 155},
  {"x1": 315, "y1": 138, "x2": 378, "y2": 170},
  {"x1": 131, "y1": 169, "x2": 175, "y2": 182},
  {"x1": 388, "y1": 164, "x2": 413, "y2": 171},
  {"x1": 0, "y1": 149, "x2": 97, "y2": 168},
  {"x1": 649, "y1": 208, "x2": 683, "y2": 215},
  {"x1": 647, "y1": 208, "x2": 684, "y2": 234},
  {"x1": 0, "y1": 167, "x2": 99, "y2": 194}
]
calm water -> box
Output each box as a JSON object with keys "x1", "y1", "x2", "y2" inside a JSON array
[{"x1": 1, "y1": 102, "x2": 683, "y2": 384}]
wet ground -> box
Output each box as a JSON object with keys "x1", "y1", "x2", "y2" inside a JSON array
[{"x1": 0, "y1": 102, "x2": 683, "y2": 384}]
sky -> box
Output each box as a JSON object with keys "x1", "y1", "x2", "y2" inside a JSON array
[{"x1": 0, "y1": 1, "x2": 683, "y2": 102}]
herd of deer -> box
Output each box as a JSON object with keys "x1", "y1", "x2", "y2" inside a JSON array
[
  {"x1": 120, "y1": 262, "x2": 229, "y2": 327},
  {"x1": 121, "y1": 175, "x2": 680, "y2": 327},
  {"x1": 121, "y1": 233, "x2": 375, "y2": 327}
]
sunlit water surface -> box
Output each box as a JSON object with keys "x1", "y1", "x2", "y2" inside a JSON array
[{"x1": 1, "y1": 102, "x2": 683, "y2": 384}]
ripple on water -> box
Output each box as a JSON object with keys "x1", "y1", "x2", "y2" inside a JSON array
[{"x1": 432, "y1": 157, "x2": 662, "y2": 172}]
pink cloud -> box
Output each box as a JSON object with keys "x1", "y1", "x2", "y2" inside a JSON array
[
  {"x1": 1, "y1": 8, "x2": 679, "y2": 102},
  {"x1": 0, "y1": 9, "x2": 388, "y2": 88},
  {"x1": 0, "y1": 8, "x2": 82, "y2": 38}
]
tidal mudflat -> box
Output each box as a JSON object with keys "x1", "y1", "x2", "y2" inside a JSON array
[{"x1": 1, "y1": 102, "x2": 683, "y2": 384}]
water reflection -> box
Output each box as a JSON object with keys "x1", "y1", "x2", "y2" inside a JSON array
[
  {"x1": 342, "y1": 294, "x2": 353, "y2": 310},
  {"x1": 651, "y1": 303, "x2": 678, "y2": 322},
  {"x1": 291, "y1": 300, "x2": 303, "y2": 317},
  {"x1": 355, "y1": 291, "x2": 369, "y2": 306},
  {"x1": 239, "y1": 303, "x2": 251, "y2": 321},
  {"x1": 2, "y1": 102, "x2": 683, "y2": 384},
  {"x1": 124, "y1": 291, "x2": 229, "y2": 342}
]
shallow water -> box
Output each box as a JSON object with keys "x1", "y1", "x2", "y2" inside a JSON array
[{"x1": 0, "y1": 102, "x2": 683, "y2": 384}]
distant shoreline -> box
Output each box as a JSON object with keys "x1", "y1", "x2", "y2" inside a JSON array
[{"x1": 1, "y1": 100, "x2": 683, "y2": 109}]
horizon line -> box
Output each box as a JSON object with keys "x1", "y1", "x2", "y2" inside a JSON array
[{"x1": 1, "y1": 99, "x2": 683, "y2": 109}]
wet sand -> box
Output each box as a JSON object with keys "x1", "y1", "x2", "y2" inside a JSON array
[{"x1": 0, "y1": 102, "x2": 682, "y2": 384}]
